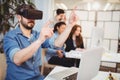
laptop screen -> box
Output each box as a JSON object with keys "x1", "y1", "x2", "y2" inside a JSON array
[{"x1": 77, "y1": 47, "x2": 104, "y2": 80}]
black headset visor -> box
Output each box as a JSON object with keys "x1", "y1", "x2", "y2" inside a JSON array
[{"x1": 20, "y1": 9, "x2": 43, "y2": 19}]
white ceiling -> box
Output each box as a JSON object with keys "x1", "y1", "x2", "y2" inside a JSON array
[{"x1": 54, "y1": 0, "x2": 120, "y2": 11}]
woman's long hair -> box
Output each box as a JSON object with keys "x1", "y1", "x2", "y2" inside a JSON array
[{"x1": 68, "y1": 24, "x2": 83, "y2": 48}]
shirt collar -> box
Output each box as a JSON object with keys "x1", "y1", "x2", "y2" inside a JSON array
[
  {"x1": 15, "y1": 25, "x2": 36, "y2": 38},
  {"x1": 15, "y1": 25, "x2": 23, "y2": 34},
  {"x1": 54, "y1": 31, "x2": 59, "y2": 36}
]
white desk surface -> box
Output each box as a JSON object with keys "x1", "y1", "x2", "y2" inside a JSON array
[
  {"x1": 65, "y1": 51, "x2": 120, "y2": 63},
  {"x1": 45, "y1": 66, "x2": 120, "y2": 80},
  {"x1": 102, "y1": 52, "x2": 120, "y2": 63}
]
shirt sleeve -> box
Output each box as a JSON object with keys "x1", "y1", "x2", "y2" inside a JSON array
[
  {"x1": 9, "y1": 48, "x2": 20, "y2": 62},
  {"x1": 48, "y1": 34, "x2": 59, "y2": 49},
  {"x1": 3, "y1": 34, "x2": 20, "y2": 62},
  {"x1": 41, "y1": 39, "x2": 50, "y2": 48},
  {"x1": 46, "y1": 48, "x2": 57, "y2": 56}
]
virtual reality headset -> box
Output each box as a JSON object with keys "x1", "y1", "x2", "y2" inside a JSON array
[{"x1": 18, "y1": 9, "x2": 43, "y2": 19}]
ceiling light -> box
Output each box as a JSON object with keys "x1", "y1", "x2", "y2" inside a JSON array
[
  {"x1": 60, "y1": 3, "x2": 68, "y2": 10},
  {"x1": 92, "y1": 2, "x2": 101, "y2": 10},
  {"x1": 87, "y1": 2, "x2": 91, "y2": 11},
  {"x1": 56, "y1": 3, "x2": 68, "y2": 10},
  {"x1": 56, "y1": 3, "x2": 62, "y2": 9},
  {"x1": 104, "y1": 3, "x2": 111, "y2": 11}
]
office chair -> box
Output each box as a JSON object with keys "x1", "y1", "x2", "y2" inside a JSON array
[{"x1": 0, "y1": 53, "x2": 7, "y2": 80}]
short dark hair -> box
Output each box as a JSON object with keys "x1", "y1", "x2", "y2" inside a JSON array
[
  {"x1": 56, "y1": 9, "x2": 65, "y2": 15},
  {"x1": 53, "y1": 21, "x2": 66, "y2": 32}
]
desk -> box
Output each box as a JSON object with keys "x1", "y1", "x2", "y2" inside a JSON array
[
  {"x1": 45, "y1": 66, "x2": 120, "y2": 80},
  {"x1": 65, "y1": 51, "x2": 120, "y2": 72},
  {"x1": 65, "y1": 51, "x2": 120, "y2": 63},
  {"x1": 101, "y1": 53, "x2": 120, "y2": 72},
  {"x1": 102, "y1": 53, "x2": 120, "y2": 63}
]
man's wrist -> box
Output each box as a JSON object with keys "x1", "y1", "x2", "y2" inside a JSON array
[{"x1": 35, "y1": 39, "x2": 43, "y2": 45}]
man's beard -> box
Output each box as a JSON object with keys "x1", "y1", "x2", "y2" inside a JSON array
[{"x1": 21, "y1": 20, "x2": 35, "y2": 30}]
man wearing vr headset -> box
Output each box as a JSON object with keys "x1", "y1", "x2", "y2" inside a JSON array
[{"x1": 3, "y1": 4, "x2": 77, "y2": 80}]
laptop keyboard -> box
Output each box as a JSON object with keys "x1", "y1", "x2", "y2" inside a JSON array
[
  {"x1": 47, "y1": 67, "x2": 79, "y2": 80},
  {"x1": 63, "y1": 72, "x2": 78, "y2": 80}
]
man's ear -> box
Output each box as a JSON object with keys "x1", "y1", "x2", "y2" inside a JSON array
[{"x1": 16, "y1": 15, "x2": 21, "y2": 22}]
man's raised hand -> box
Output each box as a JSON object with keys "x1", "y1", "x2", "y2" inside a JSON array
[{"x1": 39, "y1": 21, "x2": 53, "y2": 43}]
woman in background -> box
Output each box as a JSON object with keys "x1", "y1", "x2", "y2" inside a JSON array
[
  {"x1": 65, "y1": 24, "x2": 84, "y2": 67},
  {"x1": 46, "y1": 21, "x2": 75, "y2": 67}
]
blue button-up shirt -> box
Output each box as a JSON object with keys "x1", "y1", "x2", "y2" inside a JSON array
[{"x1": 3, "y1": 26, "x2": 49, "y2": 80}]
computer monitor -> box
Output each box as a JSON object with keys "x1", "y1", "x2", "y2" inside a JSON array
[{"x1": 90, "y1": 27, "x2": 104, "y2": 48}]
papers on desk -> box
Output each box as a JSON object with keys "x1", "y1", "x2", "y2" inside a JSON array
[{"x1": 65, "y1": 50, "x2": 82, "y2": 59}]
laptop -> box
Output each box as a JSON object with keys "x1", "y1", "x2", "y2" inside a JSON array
[
  {"x1": 77, "y1": 47, "x2": 104, "y2": 80},
  {"x1": 45, "y1": 47, "x2": 104, "y2": 80}
]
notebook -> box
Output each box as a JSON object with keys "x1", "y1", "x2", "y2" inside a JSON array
[
  {"x1": 65, "y1": 50, "x2": 82, "y2": 59},
  {"x1": 45, "y1": 47, "x2": 104, "y2": 80}
]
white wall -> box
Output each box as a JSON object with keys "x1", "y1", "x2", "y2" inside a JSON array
[{"x1": 34, "y1": 0, "x2": 54, "y2": 31}]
